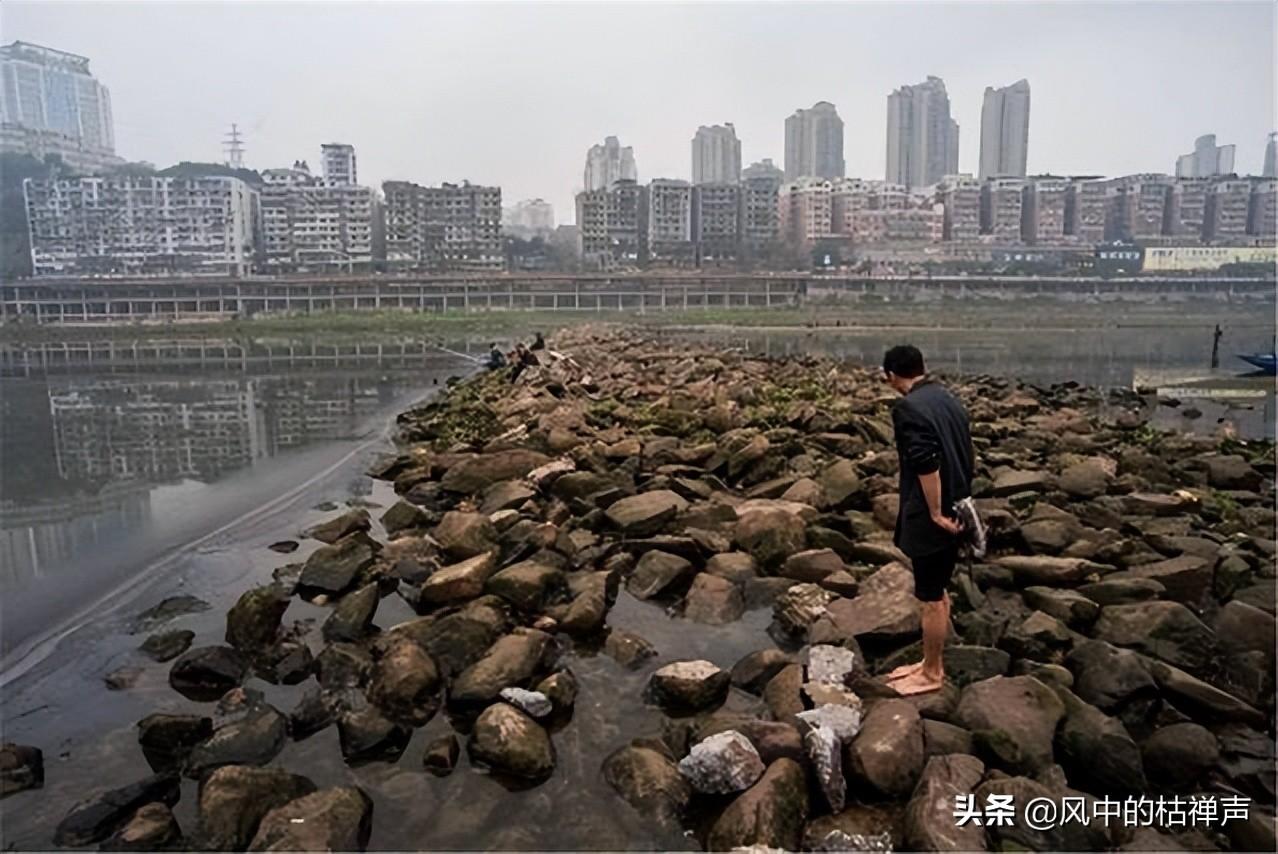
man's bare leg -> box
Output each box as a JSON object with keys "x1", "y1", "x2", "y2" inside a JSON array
[
  {"x1": 885, "y1": 592, "x2": 950, "y2": 682},
  {"x1": 893, "y1": 598, "x2": 947, "y2": 695}
]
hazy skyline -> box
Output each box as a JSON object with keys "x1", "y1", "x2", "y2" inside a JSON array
[{"x1": 4, "y1": 1, "x2": 1274, "y2": 224}]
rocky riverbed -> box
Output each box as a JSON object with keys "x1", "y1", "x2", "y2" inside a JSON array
[{"x1": 2, "y1": 325, "x2": 1274, "y2": 851}]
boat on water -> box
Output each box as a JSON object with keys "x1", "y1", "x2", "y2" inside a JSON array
[{"x1": 1237, "y1": 352, "x2": 1277, "y2": 375}]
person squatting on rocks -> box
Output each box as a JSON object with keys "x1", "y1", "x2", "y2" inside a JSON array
[
  {"x1": 881, "y1": 344, "x2": 974, "y2": 696},
  {"x1": 531, "y1": 331, "x2": 546, "y2": 351},
  {"x1": 508, "y1": 343, "x2": 539, "y2": 384},
  {"x1": 485, "y1": 342, "x2": 507, "y2": 370}
]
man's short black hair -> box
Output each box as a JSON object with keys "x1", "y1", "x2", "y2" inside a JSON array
[{"x1": 883, "y1": 344, "x2": 926, "y2": 378}]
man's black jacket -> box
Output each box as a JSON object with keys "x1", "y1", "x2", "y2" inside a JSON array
[{"x1": 891, "y1": 378, "x2": 974, "y2": 558}]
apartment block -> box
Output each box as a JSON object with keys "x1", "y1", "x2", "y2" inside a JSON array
[
  {"x1": 260, "y1": 158, "x2": 374, "y2": 272},
  {"x1": 1163, "y1": 178, "x2": 1211, "y2": 242},
  {"x1": 23, "y1": 175, "x2": 256, "y2": 276},
  {"x1": 646, "y1": 179, "x2": 694, "y2": 266},
  {"x1": 784, "y1": 102, "x2": 844, "y2": 180},
  {"x1": 692, "y1": 124, "x2": 741, "y2": 184},
  {"x1": 1064, "y1": 179, "x2": 1107, "y2": 245},
  {"x1": 503, "y1": 198, "x2": 555, "y2": 237},
  {"x1": 980, "y1": 177, "x2": 1024, "y2": 242},
  {"x1": 1175, "y1": 134, "x2": 1235, "y2": 179},
  {"x1": 584, "y1": 136, "x2": 637, "y2": 191},
  {"x1": 320, "y1": 143, "x2": 357, "y2": 185},
  {"x1": 1204, "y1": 179, "x2": 1251, "y2": 243},
  {"x1": 1021, "y1": 179, "x2": 1068, "y2": 245},
  {"x1": 741, "y1": 161, "x2": 783, "y2": 247},
  {"x1": 886, "y1": 77, "x2": 959, "y2": 189},
  {"x1": 383, "y1": 180, "x2": 504, "y2": 271},
  {"x1": 830, "y1": 179, "x2": 936, "y2": 244},
  {"x1": 1247, "y1": 179, "x2": 1276, "y2": 240},
  {"x1": 576, "y1": 179, "x2": 640, "y2": 269},
  {"x1": 779, "y1": 177, "x2": 833, "y2": 245},
  {"x1": 691, "y1": 182, "x2": 740, "y2": 264},
  {"x1": 936, "y1": 174, "x2": 981, "y2": 242},
  {"x1": 1107, "y1": 175, "x2": 1173, "y2": 241}
]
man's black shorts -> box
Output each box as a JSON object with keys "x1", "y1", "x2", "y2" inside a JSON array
[{"x1": 911, "y1": 544, "x2": 958, "y2": 602}]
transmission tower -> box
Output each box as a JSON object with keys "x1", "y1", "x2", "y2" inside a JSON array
[{"x1": 223, "y1": 123, "x2": 246, "y2": 168}]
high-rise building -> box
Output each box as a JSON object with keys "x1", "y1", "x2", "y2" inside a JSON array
[
  {"x1": 1203, "y1": 179, "x2": 1251, "y2": 243},
  {"x1": 320, "y1": 143, "x2": 357, "y2": 185},
  {"x1": 584, "y1": 136, "x2": 638, "y2": 191},
  {"x1": 1163, "y1": 178, "x2": 1211, "y2": 242},
  {"x1": 1247, "y1": 179, "x2": 1276, "y2": 239},
  {"x1": 1064, "y1": 178, "x2": 1107, "y2": 245},
  {"x1": 692, "y1": 124, "x2": 741, "y2": 184},
  {"x1": 260, "y1": 151, "x2": 374, "y2": 272},
  {"x1": 1020, "y1": 178, "x2": 1067, "y2": 245},
  {"x1": 886, "y1": 77, "x2": 959, "y2": 189},
  {"x1": 383, "y1": 180, "x2": 504, "y2": 271},
  {"x1": 645, "y1": 179, "x2": 694, "y2": 266},
  {"x1": 741, "y1": 161, "x2": 783, "y2": 247},
  {"x1": 23, "y1": 175, "x2": 256, "y2": 276},
  {"x1": 936, "y1": 174, "x2": 981, "y2": 242},
  {"x1": 1263, "y1": 133, "x2": 1277, "y2": 179},
  {"x1": 1175, "y1": 134, "x2": 1236, "y2": 178},
  {"x1": 978, "y1": 80, "x2": 1030, "y2": 180},
  {"x1": 576, "y1": 179, "x2": 641, "y2": 269},
  {"x1": 779, "y1": 177, "x2": 834, "y2": 245},
  {"x1": 980, "y1": 177, "x2": 1024, "y2": 242},
  {"x1": 503, "y1": 199, "x2": 555, "y2": 235},
  {"x1": 832, "y1": 179, "x2": 939, "y2": 245},
  {"x1": 1106, "y1": 174, "x2": 1174, "y2": 240},
  {"x1": 0, "y1": 41, "x2": 121, "y2": 172},
  {"x1": 784, "y1": 102, "x2": 844, "y2": 180},
  {"x1": 691, "y1": 183, "x2": 741, "y2": 264}
]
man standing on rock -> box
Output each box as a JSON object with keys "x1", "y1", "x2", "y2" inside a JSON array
[{"x1": 881, "y1": 345, "x2": 974, "y2": 696}]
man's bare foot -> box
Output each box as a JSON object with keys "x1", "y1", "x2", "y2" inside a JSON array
[
  {"x1": 892, "y1": 671, "x2": 945, "y2": 696},
  {"x1": 885, "y1": 662, "x2": 923, "y2": 681}
]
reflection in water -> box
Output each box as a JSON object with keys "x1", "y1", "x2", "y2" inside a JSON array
[{"x1": 0, "y1": 338, "x2": 482, "y2": 653}]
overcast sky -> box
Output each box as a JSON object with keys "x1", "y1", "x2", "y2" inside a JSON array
[{"x1": 5, "y1": 1, "x2": 1274, "y2": 224}]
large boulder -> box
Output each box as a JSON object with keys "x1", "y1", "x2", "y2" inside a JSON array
[
  {"x1": 298, "y1": 535, "x2": 376, "y2": 595},
  {"x1": 603, "y1": 744, "x2": 691, "y2": 827},
  {"x1": 781, "y1": 549, "x2": 844, "y2": 583},
  {"x1": 684, "y1": 573, "x2": 746, "y2": 625},
  {"x1": 705, "y1": 552, "x2": 759, "y2": 584},
  {"x1": 169, "y1": 646, "x2": 247, "y2": 702},
  {"x1": 994, "y1": 555, "x2": 1106, "y2": 587},
  {"x1": 321, "y1": 584, "x2": 379, "y2": 643},
  {"x1": 844, "y1": 699, "x2": 925, "y2": 798},
  {"x1": 185, "y1": 705, "x2": 287, "y2": 778},
  {"x1": 903, "y1": 754, "x2": 987, "y2": 852},
  {"x1": 955, "y1": 675, "x2": 1065, "y2": 775},
  {"x1": 225, "y1": 586, "x2": 290, "y2": 651},
  {"x1": 440, "y1": 449, "x2": 551, "y2": 494},
  {"x1": 730, "y1": 649, "x2": 794, "y2": 694},
  {"x1": 136, "y1": 714, "x2": 213, "y2": 773},
  {"x1": 449, "y1": 629, "x2": 551, "y2": 711},
  {"x1": 605, "y1": 490, "x2": 689, "y2": 536},
  {"x1": 432, "y1": 511, "x2": 498, "y2": 560},
  {"x1": 54, "y1": 774, "x2": 180, "y2": 847},
  {"x1": 1022, "y1": 587, "x2": 1100, "y2": 628},
  {"x1": 1141, "y1": 723, "x2": 1219, "y2": 790},
  {"x1": 368, "y1": 639, "x2": 441, "y2": 726},
  {"x1": 1058, "y1": 461, "x2": 1112, "y2": 499},
  {"x1": 816, "y1": 562, "x2": 919, "y2": 645},
  {"x1": 706, "y1": 758, "x2": 809, "y2": 852},
  {"x1": 247, "y1": 787, "x2": 373, "y2": 852},
  {"x1": 679, "y1": 730, "x2": 765, "y2": 794},
  {"x1": 485, "y1": 560, "x2": 566, "y2": 611},
  {"x1": 989, "y1": 469, "x2": 1053, "y2": 497},
  {"x1": 1054, "y1": 693, "x2": 1147, "y2": 794},
  {"x1": 306, "y1": 509, "x2": 370, "y2": 544},
  {"x1": 774, "y1": 583, "x2": 835, "y2": 636},
  {"x1": 468, "y1": 703, "x2": 555, "y2": 780},
  {"x1": 1065, "y1": 640, "x2": 1156, "y2": 713},
  {"x1": 1214, "y1": 600, "x2": 1276, "y2": 664},
  {"x1": 627, "y1": 550, "x2": 694, "y2": 600},
  {"x1": 196, "y1": 766, "x2": 316, "y2": 850},
  {"x1": 1129, "y1": 555, "x2": 1213, "y2": 605},
  {"x1": 734, "y1": 507, "x2": 807, "y2": 569},
  {"x1": 1, "y1": 743, "x2": 44, "y2": 796},
  {"x1": 102, "y1": 802, "x2": 181, "y2": 851},
  {"x1": 1196, "y1": 454, "x2": 1263, "y2": 491},
  {"x1": 1092, "y1": 602, "x2": 1216, "y2": 672},
  {"x1": 647, "y1": 660, "x2": 730, "y2": 711},
  {"x1": 1144, "y1": 660, "x2": 1266, "y2": 727},
  {"x1": 419, "y1": 552, "x2": 498, "y2": 606}
]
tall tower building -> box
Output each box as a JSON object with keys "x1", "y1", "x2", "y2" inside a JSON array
[
  {"x1": 1263, "y1": 133, "x2": 1277, "y2": 178},
  {"x1": 321, "y1": 143, "x2": 357, "y2": 185},
  {"x1": 978, "y1": 79, "x2": 1030, "y2": 179},
  {"x1": 583, "y1": 136, "x2": 638, "y2": 191},
  {"x1": 1175, "y1": 134, "x2": 1236, "y2": 178},
  {"x1": 886, "y1": 77, "x2": 959, "y2": 189},
  {"x1": 784, "y1": 102, "x2": 844, "y2": 180},
  {"x1": 691, "y1": 123, "x2": 742, "y2": 184},
  {"x1": 0, "y1": 41, "x2": 121, "y2": 171}
]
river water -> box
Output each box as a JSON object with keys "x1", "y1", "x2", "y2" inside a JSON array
[{"x1": 0, "y1": 314, "x2": 1273, "y2": 849}]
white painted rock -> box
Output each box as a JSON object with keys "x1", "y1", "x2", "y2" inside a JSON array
[
  {"x1": 807, "y1": 644, "x2": 858, "y2": 686},
  {"x1": 677, "y1": 730, "x2": 765, "y2": 794},
  {"x1": 499, "y1": 687, "x2": 553, "y2": 719},
  {"x1": 797, "y1": 702, "x2": 864, "y2": 743}
]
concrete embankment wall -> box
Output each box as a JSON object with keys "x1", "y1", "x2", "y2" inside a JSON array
[{"x1": 1, "y1": 273, "x2": 1272, "y2": 325}]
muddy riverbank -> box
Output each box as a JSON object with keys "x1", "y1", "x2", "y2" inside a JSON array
[{"x1": 1, "y1": 325, "x2": 1274, "y2": 851}]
